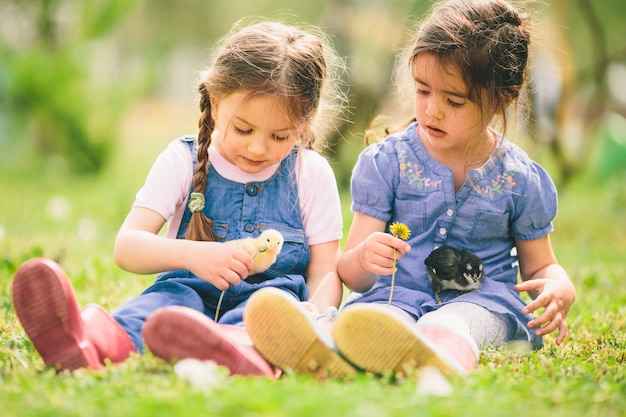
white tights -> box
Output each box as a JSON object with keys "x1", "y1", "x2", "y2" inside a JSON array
[{"x1": 387, "y1": 302, "x2": 516, "y2": 354}]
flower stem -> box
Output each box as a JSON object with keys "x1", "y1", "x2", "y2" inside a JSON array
[
  {"x1": 388, "y1": 249, "x2": 397, "y2": 305},
  {"x1": 215, "y1": 290, "x2": 225, "y2": 321}
]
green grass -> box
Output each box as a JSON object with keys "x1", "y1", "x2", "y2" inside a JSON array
[{"x1": 1, "y1": 118, "x2": 625, "y2": 416}]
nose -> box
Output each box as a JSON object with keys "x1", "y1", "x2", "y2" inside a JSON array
[
  {"x1": 247, "y1": 135, "x2": 267, "y2": 155},
  {"x1": 425, "y1": 98, "x2": 444, "y2": 119}
]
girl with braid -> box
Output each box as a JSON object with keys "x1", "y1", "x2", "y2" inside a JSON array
[{"x1": 11, "y1": 20, "x2": 348, "y2": 377}]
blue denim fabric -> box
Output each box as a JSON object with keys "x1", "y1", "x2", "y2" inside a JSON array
[
  {"x1": 345, "y1": 122, "x2": 558, "y2": 348},
  {"x1": 113, "y1": 137, "x2": 310, "y2": 350}
]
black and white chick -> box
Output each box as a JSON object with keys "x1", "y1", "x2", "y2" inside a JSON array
[{"x1": 424, "y1": 246, "x2": 485, "y2": 304}]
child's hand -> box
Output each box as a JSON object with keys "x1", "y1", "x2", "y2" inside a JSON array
[
  {"x1": 357, "y1": 232, "x2": 411, "y2": 276},
  {"x1": 515, "y1": 277, "x2": 576, "y2": 345},
  {"x1": 188, "y1": 242, "x2": 255, "y2": 290}
]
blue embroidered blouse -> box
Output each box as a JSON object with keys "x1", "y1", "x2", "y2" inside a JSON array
[{"x1": 345, "y1": 122, "x2": 558, "y2": 346}]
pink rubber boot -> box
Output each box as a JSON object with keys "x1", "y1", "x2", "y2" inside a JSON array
[
  {"x1": 142, "y1": 306, "x2": 276, "y2": 378},
  {"x1": 11, "y1": 258, "x2": 135, "y2": 372},
  {"x1": 416, "y1": 326, "x2": 478, "y2": 376}
]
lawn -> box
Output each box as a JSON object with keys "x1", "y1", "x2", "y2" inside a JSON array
[{"x1": 1, "y1": 104, "x2": 625, "y2": 416}]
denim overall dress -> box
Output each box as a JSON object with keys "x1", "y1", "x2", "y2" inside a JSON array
[{"x1": 112, "y1": 137, "x2": 310, "y2": 350}]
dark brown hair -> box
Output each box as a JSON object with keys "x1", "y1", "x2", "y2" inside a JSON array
[
  {"x1": 368, "y1": 0, "x2": 531, "y2": 144},
  {"x1": 409, "y1": 0, "x2": 531, "y2": 131}
]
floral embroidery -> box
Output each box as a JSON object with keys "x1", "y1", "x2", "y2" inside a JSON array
[
  {"x1": 398, "y1": 150, "x2": 441, "y2": 189},
  {"x1": 473, "y1": 171, "x2": 517, "y2": 198}
]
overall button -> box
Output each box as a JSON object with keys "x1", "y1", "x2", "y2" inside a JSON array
[
  {"x1": 246, "y1": 184, "x2": 258, "y2": 196},
  {"x1": 244, "y1": 224, "x2": 255, "y2": 232}
]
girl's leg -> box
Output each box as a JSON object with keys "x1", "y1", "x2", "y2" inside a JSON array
[
  {"x1": 11, "y1": 259, "x2": 135, "y2": 372},
  {"x1": 332, "y1": 302, "x2": 493, "y2": 377},
  {"x1": 416, "y1": 302, "x2": 515, "y2": 350},
  {"x1": 112, "y1": 280, "x2": 208, "y2": 351},
  {"x1": 142, "y1": 306, "x2": 276, "y2": 377},
  {"x1": 113, "y1": 277, "x2": 276, "y2": 377}
]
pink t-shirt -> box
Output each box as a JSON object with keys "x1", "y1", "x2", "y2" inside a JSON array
[{"x1": 133, "y1": 139, "x2": 343, "y2": 246}]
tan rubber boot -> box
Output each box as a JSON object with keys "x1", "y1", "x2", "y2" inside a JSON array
[
  {"x1": 333, "y1": 303, "x2": 478, "y2": 378},
  {"x1": 244, "y1": 287, "x2": 357, "y2": 380}
]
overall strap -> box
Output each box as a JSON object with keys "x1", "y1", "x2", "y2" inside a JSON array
[{"x1": 180, "y1": 135, "x2": 199, "y2": 173}]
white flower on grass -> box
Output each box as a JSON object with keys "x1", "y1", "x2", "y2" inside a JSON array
[
  {"x1": 77, "y1": 217, "x2": 98, "y2": 242},
  {"x1": 173, "y1": 358, "x2": 222, "y2": 393},
  {"x1": 47, "y1": 195, "x2": 71, "y2": 221},
  {"x1": 415, "y1": 367, "x2": 452, "y2": 397}
]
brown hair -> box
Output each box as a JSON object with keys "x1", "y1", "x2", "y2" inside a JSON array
[
  {"x1": 410, "y1": 0, "x2": 531, "y2": 131},
  {"x1": 369, "y1": 0, "x2": 531, "y2": 144},
  {"x1": 187, "y1": 21, "x2": 346, "y2": 241}
]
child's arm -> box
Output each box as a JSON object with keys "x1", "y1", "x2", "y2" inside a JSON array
[
  {"x1": 114, "y1": 206, "x2": 254, "y2": 290},
  {"x1": 305, "y1": 240, "x2": 343, "y2": 312},
  {"x1": 337, "y1": 212, "x2": 411, "y2": 293},
  {"x1": 514, "y1": 234, "x2": 576, "y2": 345}
]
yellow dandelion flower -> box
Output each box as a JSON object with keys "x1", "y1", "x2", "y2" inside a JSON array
[
  {"x1": 387, "y1": 222, "x2": 411, "y2": 306},
  {"x1": 389, "y1": 222, "x2": 411, "y2": 240}
]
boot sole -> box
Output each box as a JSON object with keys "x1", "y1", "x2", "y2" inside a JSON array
[
  {"x1": 244, "y1": 288, "x2": 356, "y2": 379},
  {"x1": 11, "y1": 259, "x2": 100, "y2": 371},
  {"x1": 333, "y1": 304, "x2": 460, "y2": 377},
  {"x1": 143, "y1": 307, "x2": 274, "y2": 377}
]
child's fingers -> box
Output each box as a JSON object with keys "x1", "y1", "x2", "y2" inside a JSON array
[
  {"x1": 530, "y1": 307, "x2": 559, "y2": 332},
  {"x1": 514, "y1": 279, "x2": 543, "y2": 293},
  {"x1": 375, "y1": 233, "x2": 411, "y2": 253},
  {"x1": 522, "y1": 295, "x2": 546, "y2": 315},
  {"x1": 555, "y1": 320, "x2": 568, "y2": 345},
  {"x1": 528, "y1": 302, "x2": 569, "y2": 344}
]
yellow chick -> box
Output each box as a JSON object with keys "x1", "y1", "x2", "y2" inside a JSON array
[{"x1": 225, "y1": 229, "x2": 284, "y2": 276}]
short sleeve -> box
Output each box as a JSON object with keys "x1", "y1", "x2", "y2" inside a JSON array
[
  {"x1": 350, "y1": 143, "x2": 398, "y2": 222},
  {"x1": 133, "y1": 139, "x2": 193, "y2": 221},
  {"x1": 297, "y1": 150, "x2": 343, "y2": 246},
  {"x1": 510, "y1": 161, "x2": 558, "y2": 241}
]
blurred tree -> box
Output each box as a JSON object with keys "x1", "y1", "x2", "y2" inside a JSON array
[
  {"x1": 101, "y1": 0, "x2": 431, "y2": 187},
  {"x1": 3, "y1": 0, "x2": 623, "y2": 186},
  {"x1": 529, "y1": 0, "x2": 626, "y2": 184},
  {"x1": 0, "y1": 0, "x2": 140, "y2": 173}
]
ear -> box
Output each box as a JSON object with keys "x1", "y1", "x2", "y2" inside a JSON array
[{"x1": 502, "y1": 87, "x2": 518, "y2": 107}]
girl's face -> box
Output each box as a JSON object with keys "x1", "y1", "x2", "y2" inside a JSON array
[
  {"x1": 412, "y1": 54, "x2": 495, "y2": 159},
  {"x1": 211, "y1": 91, "x2": 301, "y2": 174}
]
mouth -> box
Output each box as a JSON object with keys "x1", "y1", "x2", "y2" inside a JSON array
[
  {"x1": 243, "y1": 157, "x2": 264, "y2": 166},
  {"x1": 425, "y1": 124, "x2": 446, "y2": 137}
]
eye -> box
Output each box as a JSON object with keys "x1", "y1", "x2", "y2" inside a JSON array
[
  {"x1": 466, "y1": 263, "x2": 473, "y2": 271},
  {"x1": 447, "y1": 98, "x2": 465, "y2": 108},
  {"x1": 272, "y1": 134, "x2": 289, "y2": 142},
  {"x1": 234, "y1": 126, "x2": 252, "y2": 135},
  {"x1": 416, "y1": 88, "x2": 430, "y2": 96}
]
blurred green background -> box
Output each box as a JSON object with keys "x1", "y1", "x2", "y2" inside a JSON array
[
  {"x1": 1, "y1": 0, "x2": 626, "y2": 254},
  {"x1": 2, "y1": 3, "x2": 625, "y2": 415}
]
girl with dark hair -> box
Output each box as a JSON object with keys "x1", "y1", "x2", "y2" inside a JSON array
[{"x1": 247, "y1": 0, "x2": 576, "y2": 378}]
